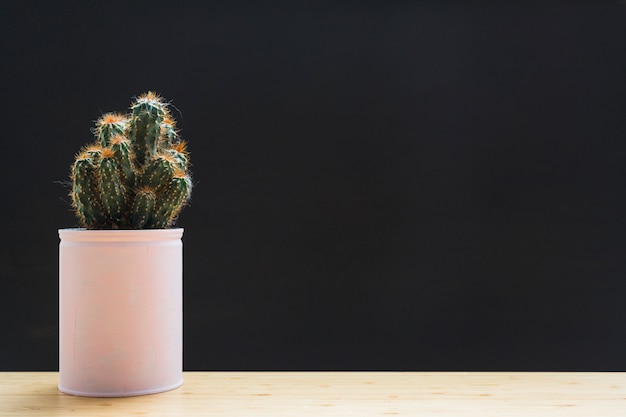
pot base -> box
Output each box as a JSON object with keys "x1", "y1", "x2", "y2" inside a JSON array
[{"x1": 58, "y1": 378, "x2": 183, "y2": 397}]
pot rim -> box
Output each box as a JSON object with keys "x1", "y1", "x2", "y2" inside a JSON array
[{"x1": 59, "y1": 228, "x2": 184, "y2": 242}]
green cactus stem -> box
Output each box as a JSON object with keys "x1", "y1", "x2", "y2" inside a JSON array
[
  {"x1": 163, "y1": 145, "x2": 188, "y2": 171},
  {"x1": 69, "y1": 92, "x2": 192, "y2": 229},
  {"x1": 128, "y1": 92, "x2": 167, "y2": 167},
  {"x1": 71, "y1": 157, "x2": 107, "y2": 228},
  {"x1": 160, "y1": 117, "x2": 179, "y2": 148},
  {"x1": 110, "y1": 136, "x2": 135, "y2": 189},
  {"x1": 150, "y1": 176, "x2": 192, "y2": 229},
  {"x1": 96, "y1": 113, "x2": 128, "y2": 147},
  {"x1": 141, "y1": 155, "x2": 175, "y2": 192},
  {"x1": 131, "y1": 188, "x2": 157, "y2": 229},
  {"x1": 84, "y1": 146, "x2": 103, "y2": 163},
  {"x1": 98, "y1": 153, "x2": 127, "y2": 224}
]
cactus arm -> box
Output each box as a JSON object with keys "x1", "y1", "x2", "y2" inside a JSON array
[
  {"x1": 150, "y1": 176, "x2": 191, "y2": 228},
  {"x1": 84, "y1": 146, "x2": 103, "y2": 164},
  {"x1": 141, "y1": 155, "x2": 175, "y2": 192},
  {"x1": 110, "y1": 136, "x2": 135, "y2": 189},
  {"x1": 163, "y1": 148, "x2": 188, "y2": 171},
  {"x1": 98, "y1": 154, "x2": 127, "y2": 225},
  {"x1": 95, "y1": 113, "x2": 127, "y2": 147},
  {"x1": 160, "y1": 117, "x2": 179, "y2": 148},
  {"x1": 71, "y1": 157, "x2": 107, "y2": 228},
  {"x1": 128, "y1": 92, "x2": 167, "y2": 167},
  {"x1": 128, "y1": 113, "x2": 160, "y2": 166},
  {"x1": 131, "y1": 189, "x2": 156, "y2": 229}
]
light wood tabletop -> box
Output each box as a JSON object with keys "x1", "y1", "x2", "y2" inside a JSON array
[{"x1": 0, "y1": 372, "x2": 624, "y2": 416}]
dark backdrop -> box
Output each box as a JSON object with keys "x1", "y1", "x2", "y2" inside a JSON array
[{"x1": 1, "y1": 1, "x2": 625, "y2": 371}]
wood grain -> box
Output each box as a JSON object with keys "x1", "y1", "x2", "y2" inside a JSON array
[{"x1": 0, "y1": 372, "x2": 624, "y2": 416}]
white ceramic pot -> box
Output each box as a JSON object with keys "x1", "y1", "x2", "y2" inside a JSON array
[{"x1": 58, "y1": 228, "x2": 184, "y2": 397}]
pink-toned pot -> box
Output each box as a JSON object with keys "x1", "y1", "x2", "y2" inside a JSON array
[{"x1": 58, "y1": 228, "x2": 183, "y2": 397}]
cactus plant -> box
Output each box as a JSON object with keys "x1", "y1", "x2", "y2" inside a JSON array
[{"x1": 70, "y1": 92, "x2": 192, "y2": 229}]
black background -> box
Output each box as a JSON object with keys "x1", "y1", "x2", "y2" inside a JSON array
[{"x1": 1, "y1": 1, "x2": 625, "y2": 371}]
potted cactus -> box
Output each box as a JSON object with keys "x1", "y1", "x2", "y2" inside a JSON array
[{"x1": 58, "y1": 92, "x2": 192, "y2": 397}]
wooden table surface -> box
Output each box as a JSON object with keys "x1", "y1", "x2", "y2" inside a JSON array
[{"x1": 1, "y1": 372, "x2": 624, "y2": 416}]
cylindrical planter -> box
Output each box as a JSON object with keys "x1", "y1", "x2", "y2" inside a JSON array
[{"x1": 58, "y1": 228, "x2": 184, "y2": 397}]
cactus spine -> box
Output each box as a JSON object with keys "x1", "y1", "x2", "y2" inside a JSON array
[{"x1": 70, "y1": 92, "x2": 192, "y2": 229}]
